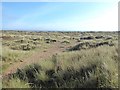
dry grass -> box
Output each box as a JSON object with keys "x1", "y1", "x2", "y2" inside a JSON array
[
  {"x1": 2, "y1": 31, "x2": 118, "y2": 88},
  {"x1": 3, "y1": 45, "x2": 118, "y2": 88}
]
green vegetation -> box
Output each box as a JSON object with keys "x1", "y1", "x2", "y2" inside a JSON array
[
  {"x1": 1, "y1": 30, "x2": 118, "y2": 88},
  {"x1": 3, "y1": 77, "x2": 30, "y2": 88},
  {"x1": 1, "y1": 47, "x2": 31, "y2": 73},
  {"x1": 68, "y1": 40, "x2": 115, "y2": 51},
  {"x1": 61, "y1": 40, "x2": 70, "y2": 44},
  {"x1": 3, "y1": 46, "x2": 118, "y2": 88}
]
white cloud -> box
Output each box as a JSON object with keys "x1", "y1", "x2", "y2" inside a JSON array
[{"x1": 78, "y1": 4, "x2": 118, "y2": 31}]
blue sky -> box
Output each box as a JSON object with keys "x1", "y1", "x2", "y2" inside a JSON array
[{"x1": 2, "y1": 2, "x2": 118, "y2": 31}]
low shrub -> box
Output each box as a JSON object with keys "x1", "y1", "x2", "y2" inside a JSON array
[
  {"x1": 68, "y1": 41, "x2": 114, "y2": 51},
  {"x1": 10, "y1": 44, "x2": 36, "y2": 51},
  {"x1": 61, "y1": 40, "x2": 70, "y2": 44},
  {"x1": 3, "y1": 46, "x2": 118, "y2": 88}
]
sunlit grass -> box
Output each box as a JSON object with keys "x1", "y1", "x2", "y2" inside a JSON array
[{"x1": 3, "y1": 45, "x2": 118, "y2": 88}]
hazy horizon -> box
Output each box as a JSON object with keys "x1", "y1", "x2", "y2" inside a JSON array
[{"x1": 2, "y1": 2, "x2": 118, "y2": 31}]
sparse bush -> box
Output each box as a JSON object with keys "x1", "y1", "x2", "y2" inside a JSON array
[
  {"x1": 3, "y1": 46, "x2": 118, "y2": 88},
  {"x1": 68, "y1": 41, "x2": 115, "y2": 51},
  {"x1": 95, "y1": 36, "x2": 104, "y2": 39},
  {"x1": 45, "y1": 38, "x2": 57, "y2": 43},
  {"x1": 50, "y1": 39, "x2": 57, "y2": 42},
  {"x1": 80, "y1": 36, "x2": 94, "y2": 40},
  {"x1": 2, "y1": 31, "x2": 118, "y2": 88},
  {"x1": 10, "y1": 44, "x2": 36, "y2": 51},
  {"x1": 61, "y1": 40, "x2": 70, "y2": 44},
  {"x1": 2, "y1": 77, "x2": 30, "y2": 88}
]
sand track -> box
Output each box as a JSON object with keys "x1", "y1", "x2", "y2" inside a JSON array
[{"x1": 2, "y1": 42, "x2": 72, "y2": 78}]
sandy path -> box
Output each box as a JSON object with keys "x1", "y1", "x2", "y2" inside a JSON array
[{"x1": 2, "y1": 42, "x2": 70, "y2": 77}]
